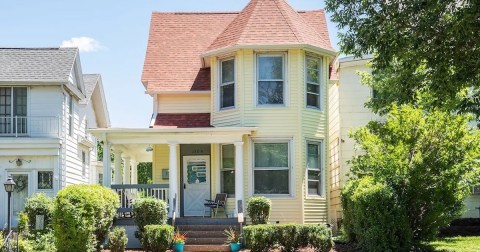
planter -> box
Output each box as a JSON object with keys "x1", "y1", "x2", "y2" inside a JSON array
[
  {"x1": 230, "y1": 242, "x2": 241, "y2": 252},
  {"x1": 174, "y1": 242, "x2": 185, "y2": 252}
]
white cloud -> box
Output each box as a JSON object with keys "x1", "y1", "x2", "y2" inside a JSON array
[{"x1": 60, "y1": 37, "x2": 106, "y2": 52}]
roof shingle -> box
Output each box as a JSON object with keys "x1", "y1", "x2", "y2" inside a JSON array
[{"x1": 152, "y1": 113, "x2": 212, "y2": 128}]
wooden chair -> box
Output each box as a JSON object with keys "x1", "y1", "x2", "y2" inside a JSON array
[{"x1": 204, "y1": 193, "x2": 228, "y2": 218}]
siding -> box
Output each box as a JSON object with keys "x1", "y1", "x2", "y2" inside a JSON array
[
  {"x1": 29, "y1": 86, "x2": 63, "y2": 117},
  {"x1": 157, "y1": 94, "x2": 210, "y2": 113},
  {"x1": 328, "y1": 79, "x2": 342, "y2": 227},
  {"x1": 153, "y1": 144, "x2": 169, "y2": 184}
]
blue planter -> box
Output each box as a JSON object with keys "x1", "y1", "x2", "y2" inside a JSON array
[
  {"x1": 174, "y1": 242, "x2": 185, "y2": 252},
  {"x1": 230, "y1": 242, "x2": 241, "y2": 252}
]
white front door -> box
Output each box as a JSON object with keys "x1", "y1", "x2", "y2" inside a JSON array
[
  {"x1": 8, "y1": 172, "x2": 31, "y2": 227},
  {"x1": 183, "y1": 155, "x2": 210, "y2": 216}
]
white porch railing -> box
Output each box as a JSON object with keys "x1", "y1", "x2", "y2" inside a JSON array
[
  {"x1": 0, "y1": 116, "x2": 60, "y2": 138},
  {"x1": 111, "y1": 184, "x2": 169, "y2": 213}
]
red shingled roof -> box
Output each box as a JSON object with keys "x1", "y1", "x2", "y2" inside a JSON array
[
  {"x1": 142, "y1": 0, "x2": 333, "y2": 93},
  {"x1": 152, "y1": 113, "x2": 212, "y2": 128}
]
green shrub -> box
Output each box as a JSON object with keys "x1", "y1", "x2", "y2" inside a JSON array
[
  {"x1": 341, "y1": 177, "x2": 412, "y2": 251},
  {"x1": 133, "y1": 198, "x2": 168, "y2": 234},
  {"x1": 17, "y1": 231, "x2": 56, "y2": 252},
  {"x1": 247, "y1": 196, "x2": 271, "y2": 225},
  {"x1": 108, "y1": 227, "x2": 128, "y2": 252},
  {"x1": 24, "y1": 193, "x2": 54, "y2": 233},
  {"x1": 52, "y1": 184, "x2": 119, "y2": 252},
  {"x1": 18, "y1": 212, "x2": 29, "y2": 235},
  {"x1": 142, "y1": 225, "x2": 174, "y2": 252},
  {"x1": 244, "y1": 224, "x2": 333, "y2": 252}
]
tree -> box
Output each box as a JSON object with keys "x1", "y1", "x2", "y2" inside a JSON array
[
  {"x1": 325, "y1": 0, "x2": 480, "y2": 117},
  {"x1": 347, "y1": 105, "x2": 480, "y2": 245},
  {"x1": 137, "y1": 162, "x2": 153, "y2": 184}
]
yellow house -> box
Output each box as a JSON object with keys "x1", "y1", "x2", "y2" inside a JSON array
[{"x1": 91, "y1": 0, "x2": 336, "y2": 225}]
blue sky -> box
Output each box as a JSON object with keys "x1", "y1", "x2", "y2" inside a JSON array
[{"x1": 0, "y1": 0, "x2": 339, "y2": 128}]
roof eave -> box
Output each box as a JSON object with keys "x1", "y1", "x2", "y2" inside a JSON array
[{"x1": 201, "y1": 44, "x2": 337, "y2": 59}]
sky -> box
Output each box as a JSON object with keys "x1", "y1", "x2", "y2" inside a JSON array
[{"x1": 0, "y1": 0, "x2": 340, "y2": 128}]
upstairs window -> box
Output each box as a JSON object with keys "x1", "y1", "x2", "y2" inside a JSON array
[
  {"x1": 306, "y1": 56, "x2": 322, "y2": 109},
  {"x1": 257, "y1": 54, "x2": 285, "y2": 105},
  {"x1": 220, "y1": 58, "x2": 235, "y2": 109},
  {"x1": 0, "y1": 87, "x2": 27, "y2": 134},
  {"x1": 67, "y1": 94, "x2": 74, "y2": 136}
]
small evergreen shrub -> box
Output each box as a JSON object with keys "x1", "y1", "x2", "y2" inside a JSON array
[
  {"x1": 17, "y1": 212, "x2": 29, "y2": 235},
  {"x1": 52, "y1": 184, "x2": 119, "y2": 252},
  {"x1": 142, "y1": 225, "x2": 174, "y2": 252},
  {"x1": 341, "y1": 177, "x2": 412, "y2": 251},
  {"x1": 247, "y1": 196, "x2": 271, "y2": 225},
  {"x1": 244, "y1": 224, "x2": 333, "y2": 252},
  {"x1": 133, "y1": 198, "x2": 168, "y2": 234},
  {"x1": 24, "y1": 193, "x2": 54, "y2": 233},
  {"x1": 108, "y1": 227, "x2": 128, "y2": 252}
]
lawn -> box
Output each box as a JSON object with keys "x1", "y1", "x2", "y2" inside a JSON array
[{"x1": 427, "y1": 236, "x2": 480, "y2": 252}]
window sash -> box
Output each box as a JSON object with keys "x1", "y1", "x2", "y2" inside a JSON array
[
  {"x1": 306, "y1": 141, "x2": 323, "y2": 196},
  {"x1": 306, "y1": 56, "x2": 322, "y2": 109},
  {"x1": 220, "y1": 59, "x2": 235, "y2": 109},
  {"x1": 257, "y1": 54, "x2": 285, "y2": 105},
  {"x1": 253, "y1": 141, "x2": 291, "y2": 195},
  {"x1": 221, "y1": 144, "x2": 235, "y2": 196},
  {"x1": 38, "y1": 171, "x2": 53, "y2": 190}
]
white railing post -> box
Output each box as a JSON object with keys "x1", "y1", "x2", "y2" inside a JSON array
[{"x1": 14, "y1": 116, "x2": 17, "y2": 137}]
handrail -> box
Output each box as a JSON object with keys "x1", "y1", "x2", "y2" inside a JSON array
[
  {"x1": 1, "y1": 230, "x2": 17, "y2": 252},
  {"x1": 111, "y1": 184, "x2": 169, "y2": 189},
  {"x1": 0, "y1": 116, "x2": 60, "y2": 138}
]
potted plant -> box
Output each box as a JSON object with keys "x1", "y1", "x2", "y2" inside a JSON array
[
  {"x1": 172, "y1": 230, "x2": 186, "y2": 252},
  {"x1": 224, "y1": 226, "x2": 241, "y2": 252}
]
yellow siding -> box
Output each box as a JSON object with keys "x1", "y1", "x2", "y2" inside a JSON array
[
  {"x1": 328, "y1": 78, "x2": 342, "y2": 226},
  {"x1": 152, "y1": 144, "x2": 169, "y2": 184},
  {"x1": 157, "y1": 93, "x2": 210, "y2": 113}
]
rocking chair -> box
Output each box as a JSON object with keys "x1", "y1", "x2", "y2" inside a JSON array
[{"x1": 204, "y1": 193, "x2": 228, "y2": 218}]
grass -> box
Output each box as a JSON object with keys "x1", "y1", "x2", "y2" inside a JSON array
[{"x1": 427, "y1": 236, "x2": 480, "y2": 252}]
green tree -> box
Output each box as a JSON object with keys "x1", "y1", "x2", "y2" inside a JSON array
[
  {"x1": 137, "y1": 162, "x2": 153, "y2": 184},
  {"x1": 348, "y1": 105, "x2": 480, "y2": 246},
  {"x1": 325, "y1": 0, "x2": 480, "y2": 117}
]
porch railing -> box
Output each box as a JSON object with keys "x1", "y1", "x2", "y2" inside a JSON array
[
  {"x1": 111, "y1": 184, "x2": 169, "y2": 213},
  {"x1": 0, "y1": 116, "x2": 60, "y2": 138}
]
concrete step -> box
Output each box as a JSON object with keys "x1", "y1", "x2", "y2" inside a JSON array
[
  {"x1": 185, "y1": 237, "x2": 226, "y2": 245},
  {"x1": 183, "y1": 245, "x2": 230, "y2": 251},
  {"x1": 186, "y1": 230, "x2": 225, "y2": 238},
  {"x1": 176, "y1": 224, "x2": 238, "y2": 231}
]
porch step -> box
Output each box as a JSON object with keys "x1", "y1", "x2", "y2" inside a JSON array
[
  {"x1": 183, "y1": 245, "x2": 230, "y2": 251},
  {"x1": 186, "y1": 237, "x2": 226, "y2": 245},
  {"x1": 187, "y1": 231, "x2": 225, "y2": 238},
  {"x1": 176, "y1": 225, "x2": 238, "y2": 231},
  {"x1": 175, "y1": 217, "x2": 238, "y2": 226}
]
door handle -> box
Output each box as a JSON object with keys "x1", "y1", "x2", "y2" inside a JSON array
[{"x1": 184, "y1": 183, "x2": 186, "y2": 189}]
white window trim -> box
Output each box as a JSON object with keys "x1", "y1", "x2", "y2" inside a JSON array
[
  {"x1": 251, "y1": 138, "x2": 294, "y2": 198},
  {"x1": 305, "y1": 55, "x2": 323, "y2": 110},
  {"x1": 218, "y1": 57, "x2": 237, "y2": 111},
  {"x1": 220, "y1": 143, "x2": 235, "y2": 197},
  {"x1": 36, "y1": 170, "x2": 54, "y2": 191},
  {"x1": 305, "y1": 139, "x2": 326, "y2": 199},
  {"x1": 255, "y1": 53, "x2": 288, "y2": 107},
  {"x1": 67, "y1": 94, "x2": 74, "y2": 137}
]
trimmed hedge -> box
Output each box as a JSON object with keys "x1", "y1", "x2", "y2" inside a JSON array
[
  {"x1": 142, "y1": 225, "x2": 174, "y2": 252},
  {"x1": 341, "y1": 177, "x2": 412, "y2": 251},
  {"x1": 133, "y1": 198, "x2": 168, "y2": 234},
  {"x1": 247, "y1": 196, "x2": 271, "y2": 225},
  {"x1": 244, "y1": 224, "x2": 333, "y2": 252},
  {"x1": 108, "y1": 227, "x2": 128, "y2": 252},
  {"x1": 24, "y1": 193, "x2": 54, "y2": 233},
  {"x1": 52, "y1": 185, "x2": 119, "y2": 252}
]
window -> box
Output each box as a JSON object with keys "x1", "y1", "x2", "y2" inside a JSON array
[
  {"x1": 98, "y1": 173, "x2": 103, "y2": 185},
  {"x1": 306, "y1": 56, "x2": 321, "y2": 109},
  {"x1": 38, "y1": 171, "x2": 53, "y2": 189},
  {"x1": 220, "y1": 58, "x2": 235, "y2": 109},
  {"x1": 82, "y1": 150, "x2": 87, "y2": 177},
  {"x1": 67, "y1": 94, "x2": 74, "y2": 136},
  {"x1": 306, "y1": 141, "x2": 323, "y2": 196},
  {"x1": 221, "y1": 144, "x2": 235, "y2": 196},
  {"x1": 253, "y1": 141, "x2": 290, "y2": 195},
  {"x1": 0, "y1": 87, "x2": 27, "y2": 134},
  {"x1": 257, "y1": 54, "x2": 285, "y2": 105}
]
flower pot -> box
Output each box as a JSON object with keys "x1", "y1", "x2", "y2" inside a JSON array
[
  {"x1": 174, "y1": 242, "x2": 185, "y2": 252},
  {"x1": 230, "y1": 242, "x2": 241, "y2": 252}
]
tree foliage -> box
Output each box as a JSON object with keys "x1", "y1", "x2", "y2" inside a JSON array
[
  {"x1": 326, "y1": 0, "x2": 480, "y2": 117},
  {"x1": 347, "y1": 105, "x2": 480, "y2": 245}
]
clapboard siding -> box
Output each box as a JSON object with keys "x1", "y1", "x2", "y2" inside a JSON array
[
  {"x1": 29, "y1": 86, "x2": 63, "y2": 117},
  {"x1": 157, "y1": 94, "x2": 210, "y2": 114}
]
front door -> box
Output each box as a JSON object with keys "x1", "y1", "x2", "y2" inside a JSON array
[
  {"x1": 8, "y1": 172, "x2": 31, "y2": 227},
  {"x1": 183, "y1": 155, "x2": 210, "y2": 216}
]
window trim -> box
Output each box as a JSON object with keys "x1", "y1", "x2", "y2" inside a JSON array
[
  {"x1": 255, "y1": 53, "x2": 287, "y2": 107},
  {"x1": 37, "y1": 170, "x2": 54, "y2": 191},
  {"x1": 305, "y1": 140, "x2": 325, "y2": 198},
  {"x1": 252, "y1": 138, "x2": 293, "y2": 197},
  {"x1": 305, "y1": 55, "x2": 322, "y2": 110},
  {"x1": 218, "y1": 57, "x2": 236, "y2": 111},
  {"x1": 220, "y1": 144, "x2": 235, "y2": 197}
]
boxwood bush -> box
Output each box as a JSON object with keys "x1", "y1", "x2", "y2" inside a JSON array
[
  {"x1": 52, "y1": 185, "x2": 119, "y2": 252},
  {"x1": 133, "y1": 198, "x2": 168, "y2": 234},
  {"x1": 341, "y1": 176, "x2": 412, "y2": 251},
  {"x1": 247, "y1": 196, "x2": 271, "y2": 225},
  {"x1": 24, "y1": 193, "x2": 54, "y2": 233},
  {"x1": 108, "y1": 227, "x2": 128, "y2": 252},
  {"x1": 244, "y1": 224, "x2": 333, "y2": 252},
  {"x1": 142, "y1": 225, "x2": 174, "y2": 252}
]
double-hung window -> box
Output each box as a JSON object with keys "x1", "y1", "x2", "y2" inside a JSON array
[
  {"x1": 253, "y1": 141, "x2": 290, "y2": 195},
  {"x1": 257, "y1": 54, "x2": 285, "y2": 105},
  {"x1": 306, "y1": 56, "x2": 322, "y2": 109},
  {"x1": 0, "y1": 87, "x2": 27, "y2": 134},
  {"x1": 82, "y1": 150, "x2": 87, "y2": 177},
  {"x1": 67, "y1": 94, "x2": 74, "y2": 136},
  {"x1": 306, "y1": 141, "x2": 323, "y2": 196},
  {"x1": 221, "y1": 144, "x2": 235, "y2": 196},
  {"x1": 220, "y1": 58, "x2": 235, "y2": 109}
]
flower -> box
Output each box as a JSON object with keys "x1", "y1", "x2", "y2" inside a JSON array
[{"x1": 173, "y1": 231, "x2": 186, "y2": 244}]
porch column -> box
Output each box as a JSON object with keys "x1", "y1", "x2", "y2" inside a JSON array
[
  {"x1": 234, "y1": 141, "x2": 244, "y2": 217},
  {"x1": 114, "y1": 149, "x2": 123, "y2": 184},
  {"x1": 169, "y1": 143, "x2": 179, "y2": 217},
  {"x1": 123, "y1": 156, "x2": 131, "y2": 184},
  {"x1": 102, "y1": 142, "x2": 111, "y2": 187},
  {"x1": 131, "y1": 160, "x2": 138, "y2": 184}
]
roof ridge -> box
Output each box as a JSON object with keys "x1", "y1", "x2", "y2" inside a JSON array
[
  {"x1": 237, "y1": 0, "x2": 262, "y2": 45},
  {"x1": 152, "y1": 11, "x2": 240, "y2": 15},
  {"x1": 273, "y1": 0, "x2": 304, "y2": 43}
]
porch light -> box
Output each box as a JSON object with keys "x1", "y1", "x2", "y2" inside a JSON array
[
  {"x1": 4, "y1": 176, "x2": 15, "y2": 193},
  {"x1": 4, "y1": 176, "x2": 15, "y2": 233},
  {"x1": 146, "y1": 145, "x2": 153, "y2": 152},
  {"x1": 9, "y1": 158, "x2": 31, "y2": 167}
]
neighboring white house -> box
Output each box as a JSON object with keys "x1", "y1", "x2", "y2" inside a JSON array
[
  {"x1": 329, "y1": 55, "x2": 480, "y2": 225},
  {"x1": 0, "y1": 47, "x2": 110, "y2": 227}
]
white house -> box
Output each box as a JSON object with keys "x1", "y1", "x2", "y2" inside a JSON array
[{"x1": 0, "y1": 47, "x2": 110, "y2": 227}]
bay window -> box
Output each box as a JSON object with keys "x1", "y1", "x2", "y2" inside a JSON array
[
  {"x1": 306, "y1": 56, "x2": 321, "y2": 109},
  {"x1": 307, "y1": 141, "x2": 324, "y2": 196},
  {"x1": 257, "y1": 54, "x2": 285, "y2": 105},
  {"x1": 221, "y1": 144, "x2": 235, "y2": 196},
  {"x1": 253, "y1": 141, "x2": 290, "y2": 195},
  {"x1": 220, "y1": 58, "x2": 235, "y2": 109}
]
